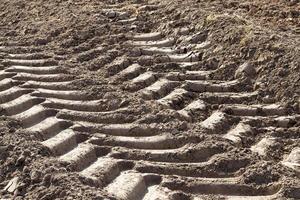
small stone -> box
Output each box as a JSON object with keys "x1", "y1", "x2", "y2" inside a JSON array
[
  {"x1": 235, "y1": 62, "x2": 256, "y2": 79},
  {"x1": 106, "y1": 10, "x2": 117, "y2": 18},
  {"x1": 4, "y1": 177, "x2": 19, "y2": 193},
  {"x1": 15, "y1": 155, "x2": 26, "y2": 166},
  {"x1": 178, "y1": 27, "x2": 190, "y2": 35},
  {"x1": 262, "y1": 95, "x2": 275, "y2": 104}
]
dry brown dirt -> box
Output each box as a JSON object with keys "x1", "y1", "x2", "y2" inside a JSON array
[{"x1": 0, "y1": 0, "x2": 299, "y2": 199}]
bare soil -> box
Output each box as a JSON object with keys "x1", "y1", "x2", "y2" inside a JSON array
[{"x1": 0, "y1": 0, "x2": 299, "y2": 199}]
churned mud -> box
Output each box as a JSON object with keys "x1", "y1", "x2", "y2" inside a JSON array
[{"x1": 0, "y1": 0, "x2": 299, "y2": 199}]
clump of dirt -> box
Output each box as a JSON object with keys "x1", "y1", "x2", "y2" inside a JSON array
[{"x1": 242, "y1": 161, "x2": 282, "y2": 185}]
